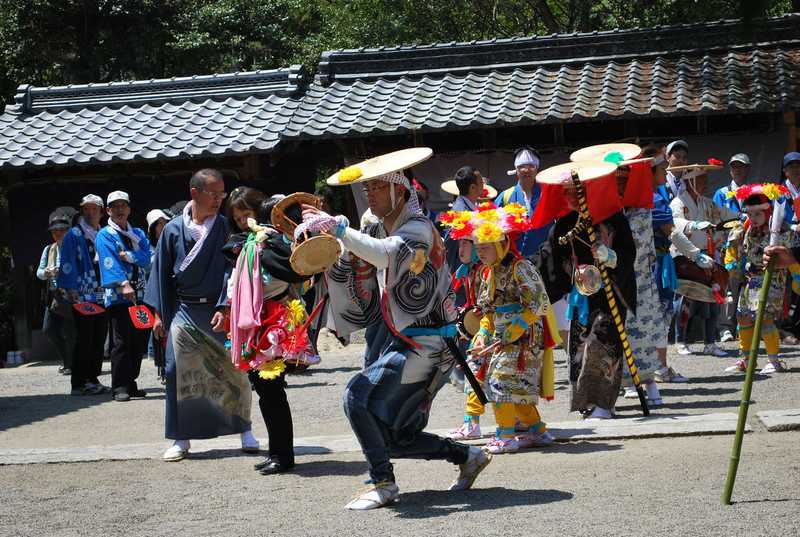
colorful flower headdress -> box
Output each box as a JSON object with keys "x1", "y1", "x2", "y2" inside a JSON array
[
  {"x1": 727, "y1": 183, "x2": 788, "y2": 202},
  {"x1": 439, "y1": 202, "x2": 532, "y2": 244}
]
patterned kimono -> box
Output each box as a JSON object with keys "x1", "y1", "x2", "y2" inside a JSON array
[
  {"x1": 473, "y1": 255, "x2": 550, "y2": 405},
  {"x1": 623, "y1": 208, "x2": 661, "y2": 384},
  {"x1": 539, "y1": 211, "x2": 636, "y2": 413}
]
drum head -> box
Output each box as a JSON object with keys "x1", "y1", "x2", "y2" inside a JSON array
[
  {"x1": 463, "y1": 308, "x2": 482, "y2": 337},
  {"x1": 290, "y1": 235, "x2": 342, "y2": 276},
  {"x1": 676, "y1": 279, "x2": 716, "y2": 303}
]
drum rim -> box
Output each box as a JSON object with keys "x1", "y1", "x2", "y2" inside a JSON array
[
  {"x1": 272, "y1": 192, "x2": 320, "y2": 235},
  {"x1": 289, "y1": 235, "x2": 342, "y2": 276}
]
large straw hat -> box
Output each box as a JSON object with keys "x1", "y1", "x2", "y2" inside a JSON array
[
  {"x1": 536, "y1": 160, "x2": 618, "y2": 185},
  {"x1": 440, "y1": 180, "x2": 498, "y2": 199},
  {"x1": 570, "y1": 143, "x2": 652, "y2": 166},
  {"x1": 327, "y1": 148, "x2": 433, "y2": 186},
  {"x1": 666, "y1": 162, "x2": 724, "y2": 181}
]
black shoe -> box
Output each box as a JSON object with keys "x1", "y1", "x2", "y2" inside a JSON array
[
  {"x1": 258, "y1": 460, "x2": 295, "y2": 475},
  {"x1": 129, "y1": 388, "x2": 147, "y2": 398},
  {"x1": 58, "y1": 366, "x2": 65, "y2": 374},
  {"x1": 61, "y1": 368, "x2": 72, "y2": 375},
  {"x1": 113, "y1": 389, "x2": 130, "y2": 402}
]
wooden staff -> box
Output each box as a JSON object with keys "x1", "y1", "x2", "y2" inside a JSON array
[{"x1": 569, "y1": 171, "x2": 649, "y2": 416}]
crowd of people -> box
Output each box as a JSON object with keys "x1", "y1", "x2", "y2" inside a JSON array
[{"x1": 33, "y1": 141, "x2": 800, "y2": 511}]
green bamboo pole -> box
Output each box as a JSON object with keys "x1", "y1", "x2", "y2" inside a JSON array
[{"x1": 721, "y1": 259, "x2": 774, "y2": 505}]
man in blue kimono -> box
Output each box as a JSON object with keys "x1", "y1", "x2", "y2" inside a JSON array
[
  {"x1": 96, "y1": 191, "x2": 152, "y2": 402},
  {"x1": 145, "y1": 169, "x2": 254, "y2": 462},
  {"x1": 58, "y1": 194, "x2": 109, "y2": 396},
  {"x1": 494, "y1": 146, "x2": 551, "y2": 258}
]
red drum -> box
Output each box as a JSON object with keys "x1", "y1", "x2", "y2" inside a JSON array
[{"x1": 673, "y1": 256, "x2": 729, "y2": 303}]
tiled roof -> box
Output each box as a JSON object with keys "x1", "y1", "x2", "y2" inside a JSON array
[
  {"x1": 0, "y1": 67, "x2": 304, "y2": 169},
  {"x1": 2, "y1": 15, "x2": 800, "y2": 170},
  {"x1": 287, "y1": 15, "x2": 800, "y2": 139}
]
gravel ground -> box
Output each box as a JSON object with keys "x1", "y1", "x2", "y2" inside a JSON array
[
  {"x1": 1, "y1": 433, "x2": 798, "y2": 537},
  {"x1": 2, "y1": 334, "x2": 800, "y2": 449}
]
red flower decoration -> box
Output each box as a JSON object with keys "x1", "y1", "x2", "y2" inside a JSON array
[{"x1": 708, "y1": 158, "x2": 724, "y2": 166}]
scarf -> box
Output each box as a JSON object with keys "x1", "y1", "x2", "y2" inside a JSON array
[
  {"x1": 180, "y1": 201, "x2": 216, "y2": 271},
  {"x1": 78, "y1": 217, "x2": 100, "y2": 262},
  {"x1": 108, "y1": 219, "x2": 141, "y2": 251},
  {"x1": 230, "y1": 232, "x2": 263, "y2": 369}
]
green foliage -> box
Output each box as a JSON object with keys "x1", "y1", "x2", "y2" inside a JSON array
[{"x1": 0, "y1": 0, "x2": 795, "y2": 109}]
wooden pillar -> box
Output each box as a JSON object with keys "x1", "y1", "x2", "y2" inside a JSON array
[
  {"x1": 242, "y1": 154, "x2": 261, "y2": 181},
  {"x1": 784, "y1": 111, "x2": 798, "y2": 152}
]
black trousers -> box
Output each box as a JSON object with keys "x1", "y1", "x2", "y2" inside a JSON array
[
  {"x1": 108, "y1": 304, "x2": 148, "y2": 392},
  {"x1": 71, "y1": 309, "x2": 108, "y2": 389},
  {"x1": 249, "y1": 370, "x2": 294, "y2": 465}
]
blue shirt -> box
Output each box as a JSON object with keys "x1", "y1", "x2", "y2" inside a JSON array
[
  {"x1": 495, "y1": 182, "x2": 552, "y2": 257},
  {"x1": 96, "y1": 225, "x2": 152, "y2": 307},
  {"x1": 712, "y1": 181, "x2": 742, "y2": 217},
  {"x1": 58, "y1": 225, "x2": 103, "y2": 304}
]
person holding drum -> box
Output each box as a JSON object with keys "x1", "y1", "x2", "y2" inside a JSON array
[
  {"x1": 668, "y1": 160, "x2": 739, "y2": 357},
  {"x1": 303, "y1": 148, "x2": 492, "y2": 510}
]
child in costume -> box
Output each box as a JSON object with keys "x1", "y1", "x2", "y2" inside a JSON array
[
  {"x1": 723, "y1": 183, "x2": 800, "y2": 374},
  {"x1": 441, "y1": 203, "x2": 558, "y2": 454}
]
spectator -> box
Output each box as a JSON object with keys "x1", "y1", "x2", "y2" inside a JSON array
[
  {"x1": 96, "y1": 191, "x2": 152, "y2": 402},
  {"x1": 37, "y1": 212, "x2": 76, "y2": 375}
]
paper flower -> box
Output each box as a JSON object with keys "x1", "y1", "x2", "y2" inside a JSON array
[
  {"x1": 338, "y1": 166, "x2": 363, "y2": 184},
  {"x1": 733, "y1": 183, "x2": 789, "y2": 201},
  {"x1": 440, "y1": 202, "x2": 532, "y2": 244},
  {"x1": 708, "y1": 158, "x2": 724, "y2": 166}
]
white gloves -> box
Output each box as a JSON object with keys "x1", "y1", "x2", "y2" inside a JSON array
[
  {"x1": 592, "y1": 244, "x2": 618, "y2": 268},
  {"x1": 695, "y1": 252, "x2": 714, "y2": 269},
  {"x1": 689, "y1": 221, "x2": 713, "y2": 232}
]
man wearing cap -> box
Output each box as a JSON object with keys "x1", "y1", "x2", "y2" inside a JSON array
[
  {"x1": 495, "y1": 147, "x2": 551, "y2": 257},
  {"x1": 58, "y1": 194, "x2": 110, "y2": 396},
  {"x1": 669, "y1": 161, "x2": 738, "y2": 357},
  {"x1": 37, "y1": 212, "x2": 76, "y2": 376},
  {"x1": 443, "y1": 166, "x2": 485, "y2": 277},
  {"x1": 145, "y1": 169, "x2": 254, "y2": 462},
  {"x1": 301, "y1": 149, "x2": 492, "y2": 510},
  {"x1": 712, "y1": 153, "x2": 752, "y2": 342},
  {"x1": 664, "y1": 140, "x2": 689, "y2": 200},
  {"x1": 96, "y1": 191, "x2": 152, "y2": 402}
]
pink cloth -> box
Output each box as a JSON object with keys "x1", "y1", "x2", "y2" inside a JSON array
[{"x1": 229, "y1": 241, "x2": 263, "y2": 368}]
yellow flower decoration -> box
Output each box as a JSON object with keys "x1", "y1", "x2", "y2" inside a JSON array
[
  {"x1": 762, "y1": 183, "x2": 782, "y2": 200},
  {"x1": 725, "y1": 190, "x2": 737, "y2": 199},
  {"x1": 504, "y1": 203, "x2": 527, "y2": 218},
  {"x1": 475, "y1": 222, "x2": 503, "y2": 243},
  {"x1": 286, "y1": 299, "x2": 307, "y2": 328},
  {"x1": 338, "y1": 166, "x2": 363, "y2": 184},
  {"x1": 258, "y1": 359, "x2": 287, "y2": 380}
]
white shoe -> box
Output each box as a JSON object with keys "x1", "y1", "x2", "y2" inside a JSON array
[
  {"x1": 586, "y1": 407, "x2": 614, "y2": 420},
  {"x1": 720, "y1": 330, "x2": 735, "y2": 343},
  {"x1": 448, "y1": 421, "x2": 482, "y2": 440},
  {"x1": 516, "y1": 430, "x2": 555, "y2": 448},
  {"x1": 703, "y1": 344, "x2": 728, "y2": 357},
  {"x1": 760, "y1": 360, "x2": 787, "y2": 374},
  {"x1": 654, "y1": 366, "x2": 689, "y2": 383},
  {"x1": 344, "y1": 481, "x2": 399, "y2": 510},
  {"x1": 162, "y1": 440, "x2": 190, "y2": 462},
  {"x1": 623, "y1": 386, "x2": 639, "y2": 399},
  {"x1": 676, "y1": 344, "x2": 693, "y2": 355},
  {"x1": 645, "y1": 383, "x2": 663, "y2": 406},
  {"x1": 240, "y1": 430, "x2": 260, "y2": 453},
  {"x1": 485, "y1": 437, "x2": 520, "y2": 454},
  {"x1": 449, "y1": 446, "x2": 492, "y2": 491}
]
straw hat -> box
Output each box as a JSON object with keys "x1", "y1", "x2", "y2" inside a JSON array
[
  {"x1": 440, "y1": 180, "x2": 498, "y2": 199},
  {"x1": 535, "y1": 161, "x2": 618, "y2": 185},
  {"x1": 666, "y1": 161, "x2": 724, "y2": 181},
  {"x1": 327, "y1": 148, "x2": 433, "y2": 186},
  {"x1": 570, "y1": 143, "x2": 653, "y2": 166}
]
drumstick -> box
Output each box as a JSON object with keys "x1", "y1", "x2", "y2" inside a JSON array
[{"x1": 569, "y1": 170, "x2": 649, "y2": 416}]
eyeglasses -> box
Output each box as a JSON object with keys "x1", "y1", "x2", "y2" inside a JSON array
[
  {"x1": 361, "y1": 183, "x2": 390, "y2": 195},
  {"x1": 200, "y1": 189, "x2": 228, "y2": 200}
]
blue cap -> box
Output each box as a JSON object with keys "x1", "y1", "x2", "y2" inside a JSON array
[{"x1": 784, "y1": 152, "x2": 800, "y2": 168}]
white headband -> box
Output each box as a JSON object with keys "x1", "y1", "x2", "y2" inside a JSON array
[
  {"x1": 507, "y1": 150, "x2": 540, "y2": 176},
  {"x1": 375, "y1": 171, "x2": 421, "y2": 216}
]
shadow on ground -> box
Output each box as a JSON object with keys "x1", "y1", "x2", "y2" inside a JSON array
[
  {"x1": 389, "y1": 487, "x2": 574, "y2": 518},
  {"x1": 293, "y1": 459, "x2": 367, "y2": 478},
  {"x1": 0, "y1": 394, "x2": 112, "y2": 432}
]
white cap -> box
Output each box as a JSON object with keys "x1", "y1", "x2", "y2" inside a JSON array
[
  {"x1": 729, "y1": 153, "x2": 751, "y2": 165},
  {"x1": 107, "y1": 191, "x2": 130, "y2": 205},
  {"x1": 666, "y1": 140, "x2": 689, "y2": 155},
  {"x1": 80, "y1": 194, "x2": 104, "y2": 208},
  {"x1": 146, "y1": 209, "x2": 170, "y2": 230}
]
